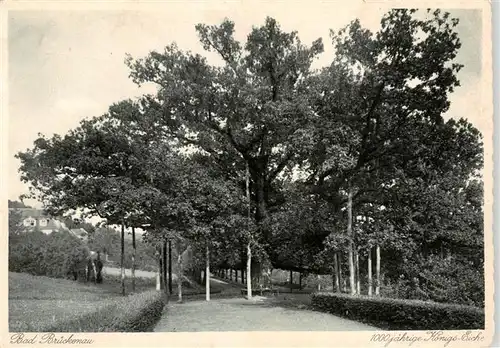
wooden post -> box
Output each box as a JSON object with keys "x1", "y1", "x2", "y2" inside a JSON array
[{"x1": 368, "y1": 247, "x2": 373, "y2": 297}]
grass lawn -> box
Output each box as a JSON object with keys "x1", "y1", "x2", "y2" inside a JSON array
[
  {"x1": 9, "y1": 272, "x2": 128, "y2": 332},
  {"x1": 9, "y1": 271, "x2": 226, "y2": 331}
]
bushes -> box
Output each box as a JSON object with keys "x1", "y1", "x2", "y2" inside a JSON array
[
  {"x1": 44, "y1": 290, "x2": 167, "y2": 332},
  {"x1": 9, "y1": 231, "x2": 89, "y2": 279},
  {"x1": 311, "y1": 292, "x2": 484, "y2": 330},
  {"x1": 380, "y1": 256, "x2": 484, "y2": 308}
]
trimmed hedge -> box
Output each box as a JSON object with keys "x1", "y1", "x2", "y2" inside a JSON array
[
  {"x1": 311, "y1": 292, "x2": 484, "y2": 330},
  {"x1": 44, "y1": 290, "x2": 167, "y2": 332}
]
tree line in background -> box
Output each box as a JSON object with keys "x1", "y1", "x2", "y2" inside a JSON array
[{"x1": 15, "y1": 9, "x2": 484, "y2": 306}]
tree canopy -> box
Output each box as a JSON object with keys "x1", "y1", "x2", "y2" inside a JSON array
[{"x1": 16, "y1": 9, "x2": 484, "y2": 306}]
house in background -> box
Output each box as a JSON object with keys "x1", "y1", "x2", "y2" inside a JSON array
[{"x1": 11, "y1": 208, "x2": 69, "y2": 235}]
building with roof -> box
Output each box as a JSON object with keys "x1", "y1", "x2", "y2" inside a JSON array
[{"x1": 11, "y1": 208, "x2": 69, "y2": 235}]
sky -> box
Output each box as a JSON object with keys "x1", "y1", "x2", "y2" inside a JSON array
[{"x1": 7, "y1": 5, "x2": 484, "y2": 209}]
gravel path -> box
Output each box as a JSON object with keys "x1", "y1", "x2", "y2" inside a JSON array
[
  {"x1": 154, "y1": 296, "x2": 378, "y2": 332},
  {"x1": 102, "y1": 266, "x2": 180, "y2": 280}
]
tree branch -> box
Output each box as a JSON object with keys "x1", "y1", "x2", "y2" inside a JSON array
[{"x1": 267, "y1": 151, "x2": 294, "y2": 182}]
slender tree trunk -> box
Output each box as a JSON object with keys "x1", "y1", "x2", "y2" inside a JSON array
[
  {"x1": 246, "y1": 163, "x2": 252, "y2": 299},
  {"x1": 131, "y1": 227, "x2": 136, "y2": 292},
  {"x1": 347, "y1": 186, "x2": 355, "y2": 295},
  {"x1": 177, "y1": 242, "x2": 183, "y2": 303},
  {"x1": 355, "y1": 249, "x2": 360, "y2": 295},
  {"x1": 159, "y1": 248, "x2": 164, "y2": 290},
  {"x1": 317, "y1": 274, "x2": 321, "y2": 291},
  {"x1": 334, "y1": 252, "x2": 340, "y2": 293},
  {"x1": 368, "y1": 247, "x2": 373, "y2": 297},
  {"x1": 206, "y1": 243, "x2": 210, "y2": 301},
  {"x1": 290, "y1": 270, "x2": 293, "y2": 292},
  {"x1": 156, "y1": 254, "x2": 161, "y2": 291},
  {"x1": 247, "y1": 243, "x2": 252, "y2": 299},
  {"x1": 162, "y1": 241, "x2": 167, "y2": 294},
  {"x1": 120, "y1": 222, "x2": 125, "y2": 296},
  {"x1": 339, "y1": 255, "x2": 345, "y2": 292},
  {"x1": 376, "y1": 245, "x2": 381, "y2": 296},
  {"x1": 168, "y1": 240, "x2": 173, "y2": 295},
  {"x1": 299, "y1": 272, "x2": 302, "y2": 289},
  {"x1": 157, "y1": 246, "x2": 166, "y2": 290}
]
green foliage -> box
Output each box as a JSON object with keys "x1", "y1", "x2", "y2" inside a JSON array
[
  {"x1": 9, "y1": 231, "x2": 90, "y2": 278},
  {"x1": 9, "y1": 209, "x2": 23, "y2": 236},
  {"x1": 8, "y1": 200, "x2": 31, "y2": 208},
  {"x1": 311, "y1": 292, "x2": 484, "y2": 330},
  {"x1": 43, "y1": 291, "x2": 167, "y2": 332},
  {"x1": 15, "y1": 9, "x2": 484, "y2": 308}
]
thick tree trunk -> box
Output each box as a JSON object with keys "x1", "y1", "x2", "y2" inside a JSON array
[
  {"x1": 250, "y1": 162, "x2": 273, "y2": 289},
  {"x1": 347, "y1": 187, "x2": 355, "y2": 295},
  {"x1": 206, "y1": 244, "x2": 210, "y2": 301},
  {"x1": 120, "y1": 222, "x2": 125, "y2": 296},
  {"x1": 368, "y1": 247, "x2": 373, "y2": 297},
  {"x1": 131, "y1": 227, "x2": 136, "y2": 292},
  {"x1": 334, "y1": 252, "x2": 341, "y2": 293},
  {"x1": 375, "y1": 245, "x2": 381, "y2": 296},
  {"x1": 168, "y1": 240, "x2": 173, "y2": 294}
]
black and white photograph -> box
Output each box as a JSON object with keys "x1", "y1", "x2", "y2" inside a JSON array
[{"x1": 4, "y1": 1, "x2": 494, "y2": 346}]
